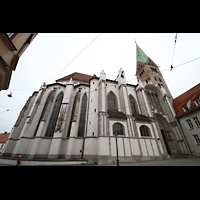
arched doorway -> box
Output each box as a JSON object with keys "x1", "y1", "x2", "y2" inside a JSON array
[{"x1": 155, "y1": 113, "x2": 178, "y2": 155}]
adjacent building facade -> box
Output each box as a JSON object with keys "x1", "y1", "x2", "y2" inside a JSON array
[
  {"x1": 1, "y1": 43, "x2": 190, "y2": 164},
  {"x1": 0, "y1": 33, "x2": 38, "y2": 90},
  {"x1": 0, "y1": 132, "x2": 10, "y2": 153},
  {"x1": 173, "y1": 83, "x2": 200, "y2": 156}
]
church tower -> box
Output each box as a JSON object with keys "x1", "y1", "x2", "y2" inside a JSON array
[{"x1": 135, "y1": 43, "x2": 173, "y2": 105}]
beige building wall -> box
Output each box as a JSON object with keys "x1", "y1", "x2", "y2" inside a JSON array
[{"x1": 0, "y1": 33, "x2": 38, "y2": 90}]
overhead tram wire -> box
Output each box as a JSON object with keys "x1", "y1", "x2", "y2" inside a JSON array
[
  {"x1": 1, "y1": 55, "x2": 200, "y2": 115},
  {"x1": 48, "y1": 33, "x2": 102, "y2": 84},
  {"x1": 1, "y1": 34, "x2": 102, "y2": 98}
]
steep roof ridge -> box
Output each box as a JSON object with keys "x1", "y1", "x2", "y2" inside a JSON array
[{"x1": 173, "y1": 83, "x2": 200, "y2": 106}]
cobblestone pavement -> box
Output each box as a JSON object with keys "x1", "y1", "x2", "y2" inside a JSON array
[{"x1": 103, "y1": 156, "x2": 200, "y2": 166}]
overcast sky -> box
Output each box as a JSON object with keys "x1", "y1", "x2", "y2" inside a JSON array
[{"x1": 0, "y1": 33, "x2": 200, "y2": 133}]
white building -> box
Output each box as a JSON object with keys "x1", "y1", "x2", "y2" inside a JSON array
[
  {"x1": 173, "y1": 83, "x2": 200, "y2": 156},
  {"x1": 1, "y1": 44, "x2": 191, "y2": 164}
]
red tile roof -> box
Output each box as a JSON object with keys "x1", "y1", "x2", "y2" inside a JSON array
[
  {"x1": 0, "y1": 132, "x2": 10, "y2": 143},
  {"x1": 56, "y1": 72, "x2": 95, "y2": 83},
  {"x1": 173, "y1": 83, "x2": 200, "y2": 118}
]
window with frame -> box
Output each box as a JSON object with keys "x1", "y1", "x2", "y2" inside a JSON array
[
  {"x1": 129, "y1": 95, "x2": 137, "y2": 113},
  {"x1": 186, "y1": 119, "x2": 193, "y2": 129},
  {"x1": 193, "y1": 116, "x2": 200, "y2": 127},
  {"x1": 78, "y1": 93, "x2": 87, "y2": 137},
  {"x1": 140, "y1": 125, "x2": 151, "y2": 137},
  {"x1": 6, "y1": 33, "x2": 17, "y2": 39},
  {"x1": 182, "y1": 104, "x2": 189, "y2": 112},
  {"x1": 45, "y1": 92, "x2": 63, "y2": 137},
  {"x1": 193, "y1": 135, "x2": 200, "y2": 144},
  {"x1": 107, "y1": 92, "x2": 117, "y2": 111},
  {"x1": 67, "y1": 94, "x2": 78, "y2": 137},
  {"x1": 194, "y1": 97, "x2": 200, "y2": 106},
  {"x1": 113, "y1": 123, "x2": 124, "y2": 136}
]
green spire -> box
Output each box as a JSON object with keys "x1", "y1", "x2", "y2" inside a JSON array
[
  {"x1": 136, "y1": 43, "x2": 158, "y2": 75},
  {"x1": 136, "y1": 44, "x2": 148, "y2": 64}
]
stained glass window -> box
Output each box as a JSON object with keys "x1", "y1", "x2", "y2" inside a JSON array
[
  {"x1": 45, "y1": 92, "x2": 63, "y2": 137},
  {"x1": 107, "y1": 92, "x2": 117, "y2": 111},
  {"x1": 78, "y1": 94, "x2": 87, "y2": 137}
]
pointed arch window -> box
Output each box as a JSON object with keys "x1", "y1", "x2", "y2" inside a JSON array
[
  {"x1": 129, "y1": 95, "x2": 137, "y2": 113},
  {"x1": 107, "y1": 92, "x2": 117, "y2": 111},
  {"x1": 34, "y1": 91, "x2": 54, "y2": 137},
  {"x1": 45, "y1": 92, "x2": 63, "y2": 137},
  {"x1": 67, "y1": 94, "x2": 78, "y2": 137},
  {"x1": 78, "y1": 93, "x2": 87, "y2": 137}
]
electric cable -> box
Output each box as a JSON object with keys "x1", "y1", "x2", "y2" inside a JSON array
[
  {"x1": 168, "y1": 33, "x2": 177, "y2": 84},
  {"x1": 48, "y1": 33, "x2": 102, "y2": 83},
  {"x1": 1, "y1": 54, "x2": 200, "y2": 115},
  {"x1": 1, "y1": 50, "x2": 200, "y2": 133}
]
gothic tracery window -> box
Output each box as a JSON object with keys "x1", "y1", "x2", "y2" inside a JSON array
[
  {"x1": 67, "y1": 94, "x2": 78, "y2": 137},
  {"x1": 129, "y1": 95, "x2": 137, "y2": 113},
  {"x1": 45, "y1": 92, "x2": 63, "y2": 137},
  {"x1": 107, "y1": 92, "x2": 117, "y2": 111},
  {"x1": 78, "y1": 93, "x2": 87, "y2": 137}
]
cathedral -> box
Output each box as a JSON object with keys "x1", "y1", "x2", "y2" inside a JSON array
[{"x1": 1, "y1": 43, "x2": 191, "y2": 164}]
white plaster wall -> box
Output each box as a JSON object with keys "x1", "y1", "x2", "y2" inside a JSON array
[
  {"x1": 123, "y1": 138, "x2": 131, "y2": 156},
  {"x1": 98, "y1": 137, "x2": 109, "y2": 156},
  {"x1": 25, "y1": 139, "x2": 34, "y2": 155},
  {"x1": 73, "y1": 139, "x2": 83, "y2": 155},
  {"x1": 87, "y1": 79, "x2": 98, "y2": 137},
  {"x1": 130, "y1": 139, "x2": 140, "y2": 155},
  {"x1": 117, "y1": 137, "x2": 124, "y2": 156},
  {"x1": 146, "y1": 139, "x2": 154, "y2": 156},
  {"x1": 110, "y1": 137, "x2": 124, "y2": 157},
  {"x1": 110, "y1": 137, "x2": 116, "y2": 156},
  {"x1": 35, "y1": 139, "x2": 52, "y2": 155},
  {"x1": 60, "y1": 139, "x2": 69, "y2": 155},
  {"x1": 151, "y1": 139, "x2": 159, "y2": 156},
  {"x1": 48, "y1": 138, "x2": 63, "y2": 156},
  {"x1": 84, "y1": 138, "x2": 97, "y2": 155},
  {"x1": 140, "y1": 139, "x2": 148, "y2": 156}
]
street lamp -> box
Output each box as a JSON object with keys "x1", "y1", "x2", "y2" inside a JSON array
[{"x1": 115, "y1": 135, "x2": 119, "y2": 166}]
